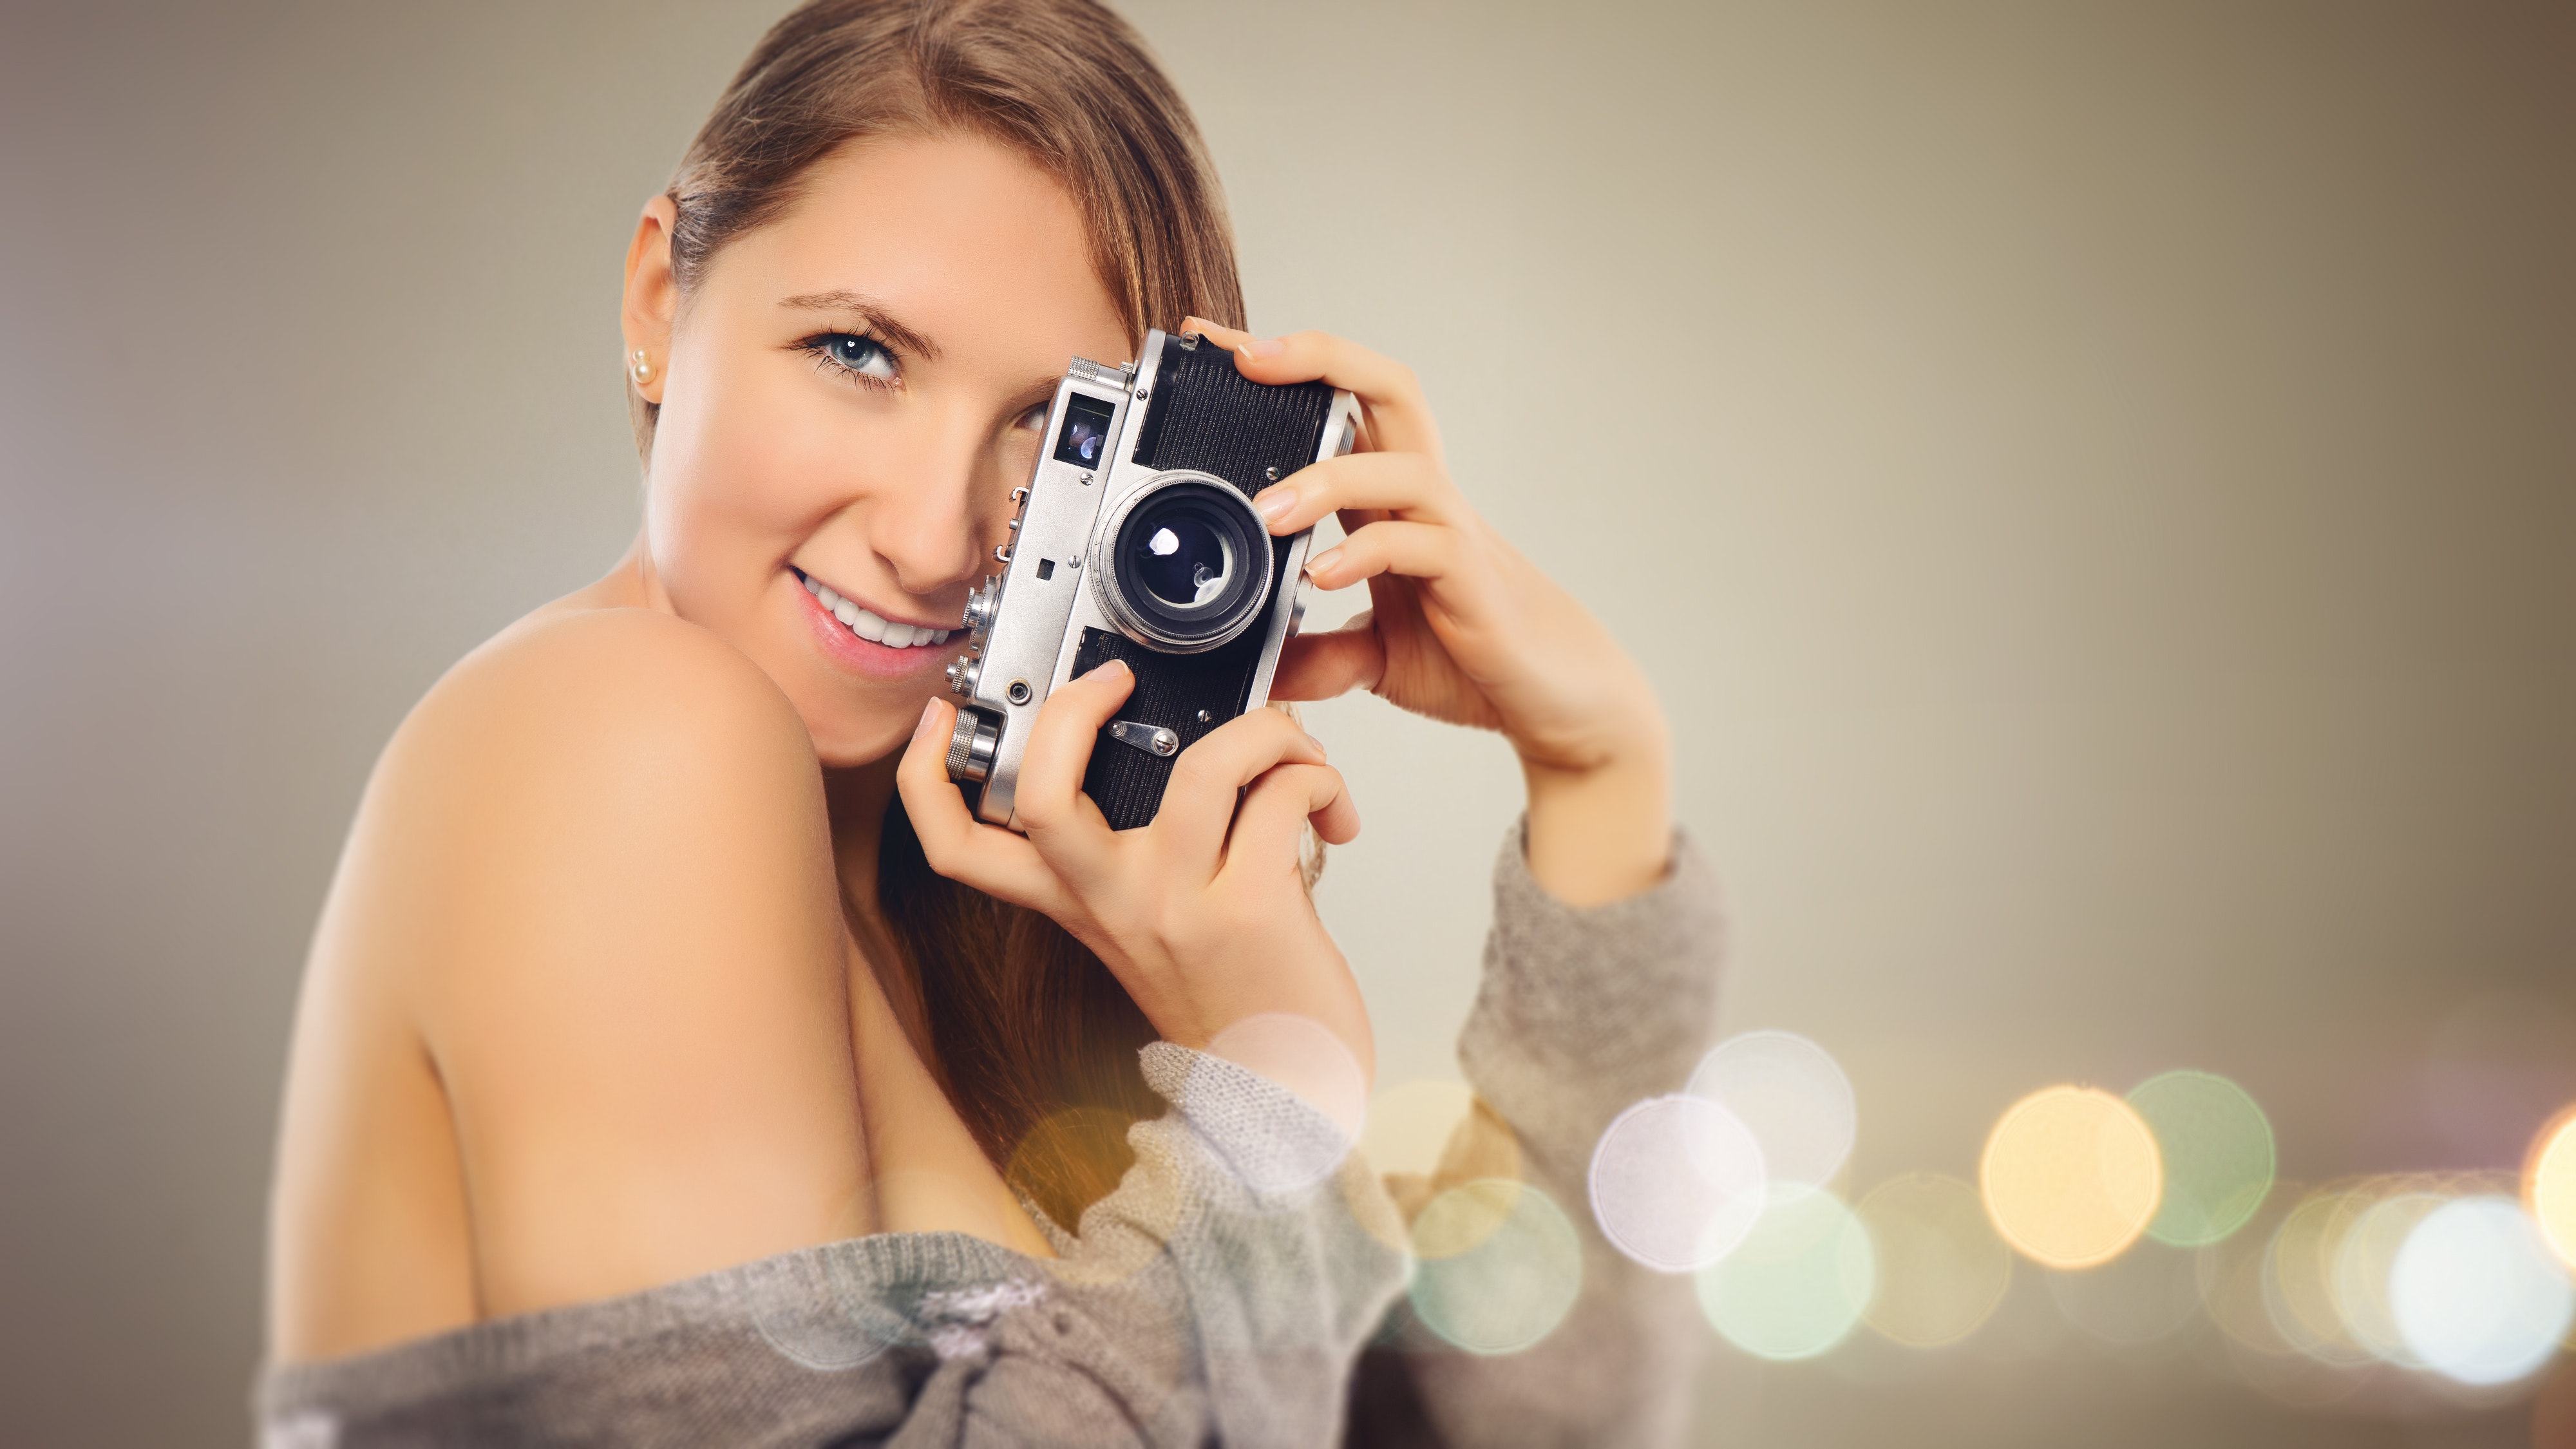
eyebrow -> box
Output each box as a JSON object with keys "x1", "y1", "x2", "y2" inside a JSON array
[{"x1": 778, "y1": 290, "x2": 942, "y2": 361}]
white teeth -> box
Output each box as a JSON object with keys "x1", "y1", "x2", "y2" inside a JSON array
[{"x1": 802, "y1": 571, "x2": 948, "y2": 647}]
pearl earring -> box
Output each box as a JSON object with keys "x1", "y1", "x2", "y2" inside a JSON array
[{"x1": 631, "y1": 349, "x2": 654, "y2": 383}]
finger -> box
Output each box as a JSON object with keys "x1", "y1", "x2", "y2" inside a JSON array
[
  {"x1": 1223, "y1": 762, "x2": 1361, "y2": 891},
  {"x1": 1251, "y1": 450, "x2": 1463, "y2": 535},
  {"x1": 1150, "y1": 706, "x2": 1329, "y2": 870},
  {"x1": 1303, "y1": 519, "x2": 1464, "y2": 593},
  {"x1": 896, "y1": 699, "x2": 1073, "y2": 913},
  {"x1": 1177, "y1": 317, "x2": 1440, "y2": 458},
  {"x1": 1011, "y1": 661, "x2": 1131, "y2": 868},
  {"x1": 1270, "y1": 613, "x2": 1386, "y2": 701}
]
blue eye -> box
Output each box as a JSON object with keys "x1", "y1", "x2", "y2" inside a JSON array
[{"x1": 808, "y1": 332, "x2": 898, "y2": 384}]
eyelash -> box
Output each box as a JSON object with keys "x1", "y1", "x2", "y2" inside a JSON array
[
  {"x1": 794, "y1": 330, "x2": 1047, "y2": 431},
  {"x1": 797, "y1": 330, "x2": 900, "y2": 391}
]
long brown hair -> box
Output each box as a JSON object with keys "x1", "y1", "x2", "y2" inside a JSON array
[{"x1": 631, "y1": 0, "x2": 1246, "y2": 1228}]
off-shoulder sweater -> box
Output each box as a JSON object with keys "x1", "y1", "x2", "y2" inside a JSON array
[{"x1": 255, "y1": 822, "x2": 1727, "y2": 1448}]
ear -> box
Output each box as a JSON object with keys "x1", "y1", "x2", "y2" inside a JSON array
[{"x1": 620, "y1": 195, "x2": 681, "y2": 406}]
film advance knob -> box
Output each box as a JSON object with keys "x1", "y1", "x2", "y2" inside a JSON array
[
  {"x1": 944, "y1": 708, "x2": 1001, "y2": 784},
  {"x1": 944, "y1": 653, "x2": 982, "y2": 697}
]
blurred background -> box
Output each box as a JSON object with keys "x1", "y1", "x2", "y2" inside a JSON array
[{"x1": 2, "y1": 0, "x2": 2571, "y2": 1443}]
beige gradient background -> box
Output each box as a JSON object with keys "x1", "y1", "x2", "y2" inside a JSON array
[{"x1": 3, "y1": 1, "x2": 2571, "y2": 1443}]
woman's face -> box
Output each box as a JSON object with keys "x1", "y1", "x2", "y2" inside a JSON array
[{"x1": 634, "y1": 133, "x2": 1129, "y2": 766}]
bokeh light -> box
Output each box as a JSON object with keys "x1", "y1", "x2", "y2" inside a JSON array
[
  {"x1": 1200, "y1": 1013, "x2": 1367, "y2": 1135},
  {"x1": 1687, "y1": 1030, "x2": 1857, "y2": 1191},
  {"x1": 2388, "y1": 1194, "x2": 2576, "y2": 1387},
  {"x1": 2195, "y1": 1182, "x2": 2316, "y2": 1361},
  {"x1": 1407, "y1": 1180, "x2": 1584, "y2": 1355},
  {"x1": 2261, "y1": 1186, "x2": 2374, "y2": 1367},
  {"x1": 1358, "y1": 1081, "x2": 1524, "y2": 1255},
  {"x1": 1189, "y1": 1013, "x2": 1366, "y2": 1194},
  {"x1": 2126, "y1": 1070, "x2": 2273, "y2": 1247},
  {"x1": 1855, "y1": 1173, "x2": 2012, "y2": 1349},
  {"x1": 1979, "y1": 1086, "x2": 2163, "y2": 1269},
  {"x1": 740, "y1": 1253, "x2": 898, "y2": 1370},
  {"x1": 1696, "y1": 1186, "x2": 1876, "y2": 1360},
  {"x1": 2329, "y1": 1184, "x2": 2445, "y2": 1368},
  {"x1": 1007, "y1": 1104, "x2": 1139, "y2": 1236},
  {"x1": 1589, "y1": 1094, "x2": 1767, "y2": 1273},
  {"x1": 2049, "y1": 1240, "x2": 2201, "y2": 1346},
  {"x1": 1359, "y1": 1079, "x2": 1478, "y2": 1180},
  {"x1": 2527, "y1": 1105, "x2": 2576, "y2": 1271}
]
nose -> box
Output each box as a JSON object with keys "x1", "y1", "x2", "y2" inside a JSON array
[{"x1": 867, "y1": 399, "x2": 1001, "y2": 602}]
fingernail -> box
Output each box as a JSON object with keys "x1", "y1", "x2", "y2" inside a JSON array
[
  {"x1": 913, "y1": 697, "x2": 940, "y2": 739},
  {"x1": 1304, "y1": 732, "x2": 1327, "y2": 759},
  {"x1": 1237, "y1": 336, "x2": 1285, "y2": 360},
  {"x1": 1086, "y1": 658, "x2": 1132, "y2": 682},
  {"x1": 1307, "y1": 545, "x2": 1341, "y2": 578},
  {"x1": 1255, "y1": 486, "x2": 1298, "y2": 524}
]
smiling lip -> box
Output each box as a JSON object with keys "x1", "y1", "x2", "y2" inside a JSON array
[{"x1": 791, "y1": 567, "x2": 959, "y2": 679}]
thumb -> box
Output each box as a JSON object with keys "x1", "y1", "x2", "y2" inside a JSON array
[{"x1": 1270, "y1": 612, "x2": 1385, "y2": 702}]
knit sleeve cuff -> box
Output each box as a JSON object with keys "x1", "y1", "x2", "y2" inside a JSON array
[
  {"x1": 1459, "y1": 817, "x2": 1728, "y2": 1164},
  {"x1": 1137, "y1": 1040, "x2": 1364, "y2": 1202}
]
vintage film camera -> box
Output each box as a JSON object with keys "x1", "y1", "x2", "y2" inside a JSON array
[{"x1": 943, "y1": 328, "x2": 1361, "y2": 830}]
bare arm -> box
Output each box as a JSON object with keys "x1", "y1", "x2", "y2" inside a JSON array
[{"x1": 295, "y1": 606, "x2": 1050, "y2": 1341}]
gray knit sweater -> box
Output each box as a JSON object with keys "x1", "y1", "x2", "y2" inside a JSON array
[{"x1": 255, "y1": 824, "x2": 1726, "y2": 1448}]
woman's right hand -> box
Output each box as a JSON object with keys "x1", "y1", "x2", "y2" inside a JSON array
[{"x1": 896, "y1": 662, "x2": 1375, "y2": 1109}]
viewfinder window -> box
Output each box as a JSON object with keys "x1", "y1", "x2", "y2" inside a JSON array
[{"x1": 1054, "y1": 392, "x2": 1118, "y2": 468}]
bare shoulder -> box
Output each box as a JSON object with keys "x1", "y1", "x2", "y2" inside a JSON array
[
  {"x1": 352, "y1": 603, "x2": 845, "y2": 1010},
  {"x1": 398, "y1": 603, "x2": 817, "y2": 793},
  {"x1": 296, "y1": 603, "x2": 872, "y2": 1333}
]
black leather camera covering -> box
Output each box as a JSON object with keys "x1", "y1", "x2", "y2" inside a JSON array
[{"x1": 1078, "y1": 334, "x2": 1336, "y2": 830}]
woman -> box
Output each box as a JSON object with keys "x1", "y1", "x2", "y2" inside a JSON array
[{"x1": 262, "y1": 1, "x2": 1723, "y2": 1444}]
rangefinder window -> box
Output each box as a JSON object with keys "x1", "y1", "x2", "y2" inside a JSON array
[{"x1": 1054, "y1": 392, "x2": 1117, "y2": 466}]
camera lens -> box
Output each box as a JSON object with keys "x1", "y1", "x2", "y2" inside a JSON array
[
  {"x1": 1097, "y1": 473, "x2": 1275, "y2": 652},
  {"x1": 1135, "y1": 515, "x2": 1231, "y2": 609}
]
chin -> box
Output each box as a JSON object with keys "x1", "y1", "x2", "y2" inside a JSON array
[{"x1": 804, "y1": 709, "x2": 918, "y2": 771}]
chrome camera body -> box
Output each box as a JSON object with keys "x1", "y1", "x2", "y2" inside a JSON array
[{"x1": 943, "y1": 328, "x2": 1360, "y2": 831}]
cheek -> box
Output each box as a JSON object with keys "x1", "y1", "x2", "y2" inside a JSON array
[{"x1": 645, "y1": 345, "x2": 840, "y2": 615}]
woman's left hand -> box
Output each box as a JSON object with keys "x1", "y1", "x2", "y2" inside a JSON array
[{"x1": 1180, "y1": 318, "x2": 1673, "y2": 905}]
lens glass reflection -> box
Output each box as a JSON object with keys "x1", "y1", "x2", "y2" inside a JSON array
[{"x1": 1134, "y1": 511, "x2": 1230, "y2": 609}]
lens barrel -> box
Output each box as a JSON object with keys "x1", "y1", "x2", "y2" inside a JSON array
[{"x1": 1090, "y1": 471, "x2": 1275, "y2": 652}]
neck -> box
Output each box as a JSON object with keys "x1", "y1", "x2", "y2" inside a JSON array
[
  {"x1": 824, "y1": 755, "x2": 899, "y2": 907},
  {"x1": 585, "y1": 531, "x2": 673, "y2": 612}
]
